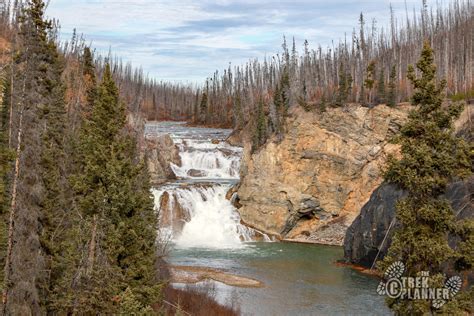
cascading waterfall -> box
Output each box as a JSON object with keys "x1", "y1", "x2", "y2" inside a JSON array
[
  {"x1": 170, "y1": 139, "x2": 242, "y2": 179},
  {"x1": 148, "y1": 122, "x2": 266, "y2": 248}
]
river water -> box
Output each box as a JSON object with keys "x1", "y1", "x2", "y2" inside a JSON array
[{"x1": 146, "y1": 121, "x2": 389, "y2": 315}]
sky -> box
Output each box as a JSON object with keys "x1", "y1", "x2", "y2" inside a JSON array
[{"x1": 46, "y1": 0, "x2": 439, "y2": 83}]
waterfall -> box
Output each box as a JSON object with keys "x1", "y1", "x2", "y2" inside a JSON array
[
  {"x1": 149, "y1": 122, "x2": 268, "y2": 248},
  {"x1": 152, "y1": 186, "x2": 254, "y2": 248},
  {"x1": 170, "y1": 139, "x2": 242, "y2": 179}
]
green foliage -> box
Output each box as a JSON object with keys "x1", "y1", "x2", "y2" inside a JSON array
[
  {"x1": 364, "y1": 61, "x2": 376, "y2": 105},
  {"x1": 449, "y1": 88, "x2": 474, "y2": 102},
  {"x1": 297, "y1": 96, "x2": 311, "y2": 112},
  {"x1": 364, "y1": 61, "x2": 376, "y2": 90},
  {"x1": 272, "y1": 68, "x2": 290, "y2": 138},
  {"x1": 382, "y1": 41, "x2": 472, "y2": 314},
  {"x1": 388, "y1": 65, "x2": 397, "y2": 107},
  {"x1": 233, "y1": 94, "x2": 244, "y2": 129},
  {"x1": 252, "y1": 99, "x2": 267, "y2": 152},
  {"x1": 57, "y1": 64, "x2": 160, "y2": 313},
  {"x1": 377, "y1": 68, "x2": 385, "y2": 104},
  {"x1": 82, "y1": 46, "x2": 97, "y2": 115},
  {"x1": 335, "y1": 63, "x2": 352, "y2": 106},
  {"x1": 118, "y1": 287, "x2": 155, "y2": 315},
  {"x1": 0, "y1": 71, "x2": 14, "y2": 293},
  {"x1": 199, "y1": 92, "x2": 208, "y2": 124}
]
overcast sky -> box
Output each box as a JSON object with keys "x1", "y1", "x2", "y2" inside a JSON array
[{"x1": 47, "y1": 0, "x2": 439, "y2": 83}]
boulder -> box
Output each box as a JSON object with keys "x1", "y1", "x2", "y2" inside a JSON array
[
  {"x1": 187, "y1": 169, "x2": 206, "y2": 177},
  {"x1": 144, "y1": 134, "x2": 181, "y2": 184}
]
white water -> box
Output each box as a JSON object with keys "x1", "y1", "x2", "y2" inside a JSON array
[
  {"x1": 148, "y1": 122, "x2": 265, "y2": 248},
  {"x1": 172, "y1": 186, "x2": 253, "y2": 248},
  {"x1": 171, "y1": 139, "x2": 241, "y2": 179}
]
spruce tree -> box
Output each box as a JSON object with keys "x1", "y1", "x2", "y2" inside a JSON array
[
  {"x1": 0, "y1": 70, "x2": 14, "y2": 294},
  {"x1": 336, "y1": 63, "x2": 353, "y2": 106},
  {"x1": 377, "y1": 68, "x2": 386, "y2": 104},
  {"x1": 1, "y1": 1, "x2": 70, "y2": 313},
  {"x1": 37, "y1": 28, "x2": 69, "y2": 312},
  {"x1": 82, "y1": 46, "x2": 97, "y2": 116},
  {"x1": 382, "y1": 42, "x2": 472, "y2": 314},
  {"x1": 199, "y1": 92, "x2": 208, "y2": 124},
  {"x1": 233, "y1": 94, "x2": 244, "y2": 129},
  {"x1": 364, "y1": 61, "x2": 376, "y2": 105},
  {"x1": 67, "y1": 64, "x2": 159, "y2": 313},
  {"x1": 252, "y1": 99, "x2": 266, "y2": 151},
  {"x1": 388, "y1": 65, "x2": 397, "y2": 107}
]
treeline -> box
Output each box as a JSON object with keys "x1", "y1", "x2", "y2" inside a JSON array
[
  {"x1": 0, "y1": 0, "x2": 159, "y2": 314},
  {"x1": 195, "y1": 0, "x2": 473, "y2": 133},
  {"x1": 141, "y1": 0, "x2": 474, "y2": 132}
]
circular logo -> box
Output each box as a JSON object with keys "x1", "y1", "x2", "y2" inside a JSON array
[{"x1": 385, "y1": 278, "x2": 403, "y2": 299}]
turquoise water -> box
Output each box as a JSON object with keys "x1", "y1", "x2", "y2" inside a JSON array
[{"x1": 169, "y1": 242, "x2": 390, "y2": 316}]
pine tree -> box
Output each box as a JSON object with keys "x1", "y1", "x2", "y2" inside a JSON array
[
  {"x1": 82, "y1": 46, "x2": 97, "y2": 116},
  {"x1": 280, "y1": 67, "x2": 290, "y2": 114},
  {"x1": 233, "y1": 94, "x2": 244, "y2": 129},
  {"x1": 36, "y1": 26, "x2": 69, "y2": 311},
  {"x1": 382, "y1": 42, "x2": 472, "y2": 314},
  {"x1": 0, "y1": 69, "x2": 14, "y2": 295},
  {"x1": 2, "y1": 1, "x2": 69, "y2": 313},
  {"x1": 336, "y1": 63, "x2": 353, "y2": 106},
  {"x1": 67, "y1": 64, "x2": 159, "y2": 313},
  {"x1": 252, "y1": 99, "x2": 266, "y2": 151},
  {"x1": 388, "y1": 65, "x2": 397, "y2": 107},
  {"x1": 377, "y1": 68, "x2": 386, "y2": 104},
  {"x1": 364, "y1": 61, "x2": 376, "y2": 105},
  {"x1": 199, "y1": 92, "x2": 208, "y2": 124}
]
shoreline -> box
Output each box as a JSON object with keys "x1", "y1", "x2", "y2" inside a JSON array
[{"x1": 169, "y1": 265, "x2": 264, "y2": 288}]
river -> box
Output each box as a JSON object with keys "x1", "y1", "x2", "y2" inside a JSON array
[{"x1": 145, "y1": 121, "x2": 389, "y2": 315}]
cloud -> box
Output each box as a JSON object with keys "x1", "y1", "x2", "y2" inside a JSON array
[{"x1": 47, "y1": 0, "x2": 438, "y2": 82}]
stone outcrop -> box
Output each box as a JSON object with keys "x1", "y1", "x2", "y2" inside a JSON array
[
  {"x1": 344, "y1": 177, "x2": 473, "y2": 268},
  {"x1": 159, "y1": 191, "x2": 190, "y2": 236},
  {"x1": 144, "y1": 134, "x2": 181, "y2": 184},
  {"x1": 234, "y1": 104, "x2": 408, "y2": 244}
]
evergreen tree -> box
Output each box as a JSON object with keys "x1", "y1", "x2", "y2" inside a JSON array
[
  {"x1": 1, "y1": 1, "x2": 70, "y2": 313},
  {"x1": 280, "y1": 67, "x2": 290, "y2": 114},
  {"x1": 382, "y1": 42, "x2": 472, "y2": 314},
  {"x1": 199, "y1": 92, "x2": 208, "y2": 124},
  {"x1": 388, "y1": 65, "x2": 397, "y2": 107},
  {"x1": 272, "y1": 68, "x2": 290, "y2": 139},
  {"x1": 0, "y1": 70, "x2": 14, "y2": 295},
  {"x1": 364, "y1": 61, "x2": 376, "y2": 105},
  {"x1": 252, "y1": 99, "x2": 266, "y2": 151},
  {"x1": 377, "y1": 68, "x2": 386, "y2": 104},
  {"x1": 82, "y1": 46, "x2": 97, "y2": 116},
  {"x1": 66, "y1": 64, "x2": 159, "y2": 313},
  {"x1": 37, "y1": 27, "x2": 69, "y2": 311},
  {"x1": 233, "y1": 94, "x2": 244, "y2": 129},
  {"x1": 336, "y1": 63, "x2": 353, "y2": 106}
]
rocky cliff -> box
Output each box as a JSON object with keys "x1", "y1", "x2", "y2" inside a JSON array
[
  {"x1": 234, "y1": 104, "x2": 408, "y2": 244},
  {"x1": 344, "y1": 177, "x2": 473, "y2": 268},
  {"x1": 144, "y1": 134, "x2": 181, "y2": 184}
]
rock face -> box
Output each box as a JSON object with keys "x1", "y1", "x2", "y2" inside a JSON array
[
  {"x1": 159, "y1": 191, "x2": 191, "y2": 236},
  {"x1": 144, "y1": 134, "x2": 181, "y2": 184},
  {"x1": 235, "y1": 105, "x2": 407, "y2": 244},
  {"x1": 344, "y1": 177, "x2": 474, "y2": 268}
]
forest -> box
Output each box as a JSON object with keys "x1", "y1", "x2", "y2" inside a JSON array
[
  {"x1": 0, "y1": 0, "x2": 159, "y2": 314},
  {"x1": 142, "y1": 0, "x2": 474, "y2": 134}
]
